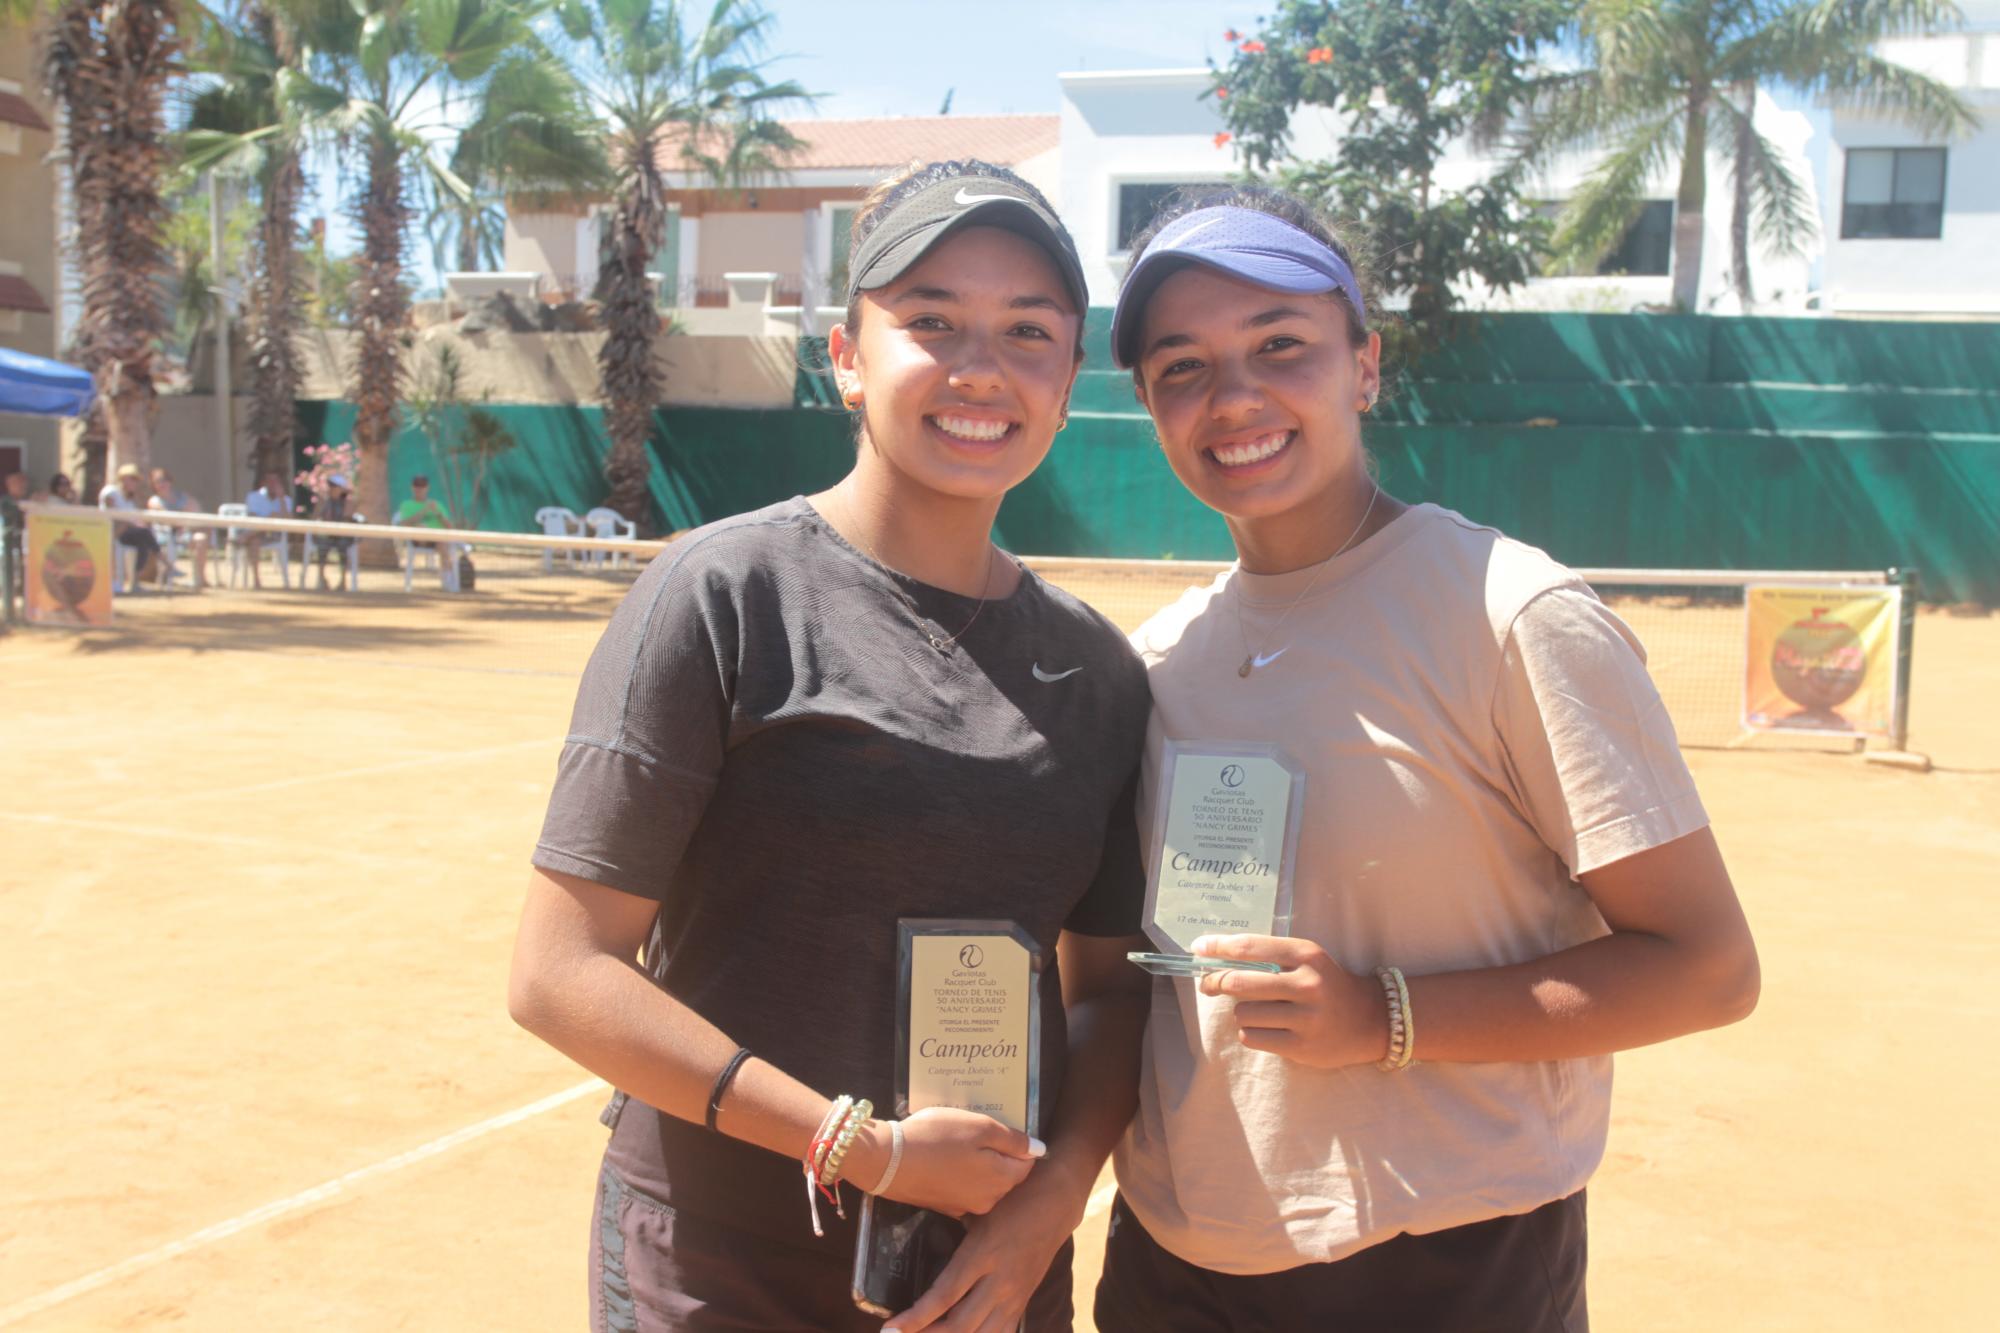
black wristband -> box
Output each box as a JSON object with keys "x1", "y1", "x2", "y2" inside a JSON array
[{"x1": 705, "y1": 1047, "x2": 754, "y2": 1132}]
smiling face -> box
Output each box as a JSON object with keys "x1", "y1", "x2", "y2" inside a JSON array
[
  {"x1": 831, "y1": 224, "x2": 1081, "y2": 504},
  {"x1": 1134, "y1": 264, "x2": 1380, "y2": 527}
]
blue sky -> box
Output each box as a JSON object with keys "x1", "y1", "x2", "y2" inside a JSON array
[{"x1": 755, "y1": 0, "x2": 1241, "y2": 118}]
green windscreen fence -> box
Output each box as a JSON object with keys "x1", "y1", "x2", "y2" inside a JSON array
[{"x1": 299, "y1": 311, "x2": 2000, "y2": 603}]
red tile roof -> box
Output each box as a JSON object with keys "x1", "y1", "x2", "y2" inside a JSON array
[
  {"x1": 0, "y1": 90, "x2": 51, "y2": 133},
  {"x1": 659, "y1": 114, "x2": 1058, "y2": 174},
  {"x1": 0, "y1": 272, "x2": 51, "y2": 314}
]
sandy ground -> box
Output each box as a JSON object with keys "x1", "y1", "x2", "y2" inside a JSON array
[{"x1": 1, "y1": 565, "x2": 1995, "y2": 1331}]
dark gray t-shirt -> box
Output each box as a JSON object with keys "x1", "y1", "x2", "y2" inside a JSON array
[{"x1": 533, "y1": 497, "x2": 1149, "y2": 1251}]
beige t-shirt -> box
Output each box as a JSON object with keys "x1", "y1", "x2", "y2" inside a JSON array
[{"x1": 1114, "y1": 503, "x2": 1709, "y2": 1275}]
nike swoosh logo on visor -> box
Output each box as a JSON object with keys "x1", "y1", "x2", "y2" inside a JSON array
[
  {"x1": 1250, "y1": 647, "x2": 1289, "y2": 668},
  {"x1": 1032, "y1": 663, "x2": 1084, "y2": 683},
  {"x1": 955, "y1": 187, "x2": 1018, "y2": 206},
  {"x1": 1161, "y1": 216, "x2": 1228, "y2": 249}
]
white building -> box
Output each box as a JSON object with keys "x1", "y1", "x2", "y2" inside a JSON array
[
  {"x1": 501, "y1": 18, "x2": 1996, "y2": 322},
  {"x1": 1814, "y1": 0, "x2": 2000, "y2": 315},
  {"x1": 502, "y1": 115, "x2": 1058, "y2": 332},
  {"x1": 1054, "y1": 67, "x2": 1817, "y2": 315}
]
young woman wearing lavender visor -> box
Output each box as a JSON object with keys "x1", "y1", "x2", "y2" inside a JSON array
[
  {"x1": 1093, "y1": 186, "x2": 1761, "y2": 1330},
  {"x1": 509, "y1": 160, "x2": 1152, "y2": 1333}
]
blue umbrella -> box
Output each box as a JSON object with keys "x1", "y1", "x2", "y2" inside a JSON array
[{"x1": 0, "y1": 345, "x2": 94, "y2": 417}]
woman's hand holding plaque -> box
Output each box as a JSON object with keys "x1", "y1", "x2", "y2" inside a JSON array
[{"x1": 847, "y1": 1106, "x2": 1043, "y2": 1218}]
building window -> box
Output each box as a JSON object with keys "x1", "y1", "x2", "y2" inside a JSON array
[
  {"x1": 828, "y1": 205, "x2": 857, "y2": 299},
  {"x1": 1534, "y1": 199, "x2": 1673, "y2": 277},
  {"x1": 1842, "y1": 148, "x2": 1946, "y2": 239},
  {"x1": 1600, "y1": 199, "x2": 1673, "y2": 276},
  {"x1": 1117, "y1": 183, "x2": 1209, "y2": 252}
]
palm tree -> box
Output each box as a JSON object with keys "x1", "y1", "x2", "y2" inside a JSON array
[
  {"x1": 1524, "y1": 0, "x2": 1979, "y2": 310},
  {"x1": 549, "y1": 0, "x2": 807, "y2": 529},
  {"x1": 181, "y1": 1, "x2": 309, "y2": 483},
  {"x1": 266, "y1": 0, "x2": 592, "y2": 535},
  {"x1": 422, "y1": 44, "x2": 601, "y2": 279},
  {"x1": 32, "y1": 0, "x2": 180, "y2": 482}
]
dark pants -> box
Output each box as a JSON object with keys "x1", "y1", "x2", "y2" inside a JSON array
[
  {"x1": 1094, "y1": 1192, "x2": 1587, "y2": 1333},
  {"x1": 116, "y1": 526, "x2": 162, "y2": 558},
  {"x1": 591, "y1": 1163, "x2": 1074, "y2": 1333}
]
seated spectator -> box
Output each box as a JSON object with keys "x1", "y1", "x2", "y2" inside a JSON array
[
  {"x1": 48, "y1": 472, "x2": 79, "y2": 505},
  {"x1": 148, "y1": 466, "x2": 216, "y2": 591},
  {"x1": 242, "y1": 469, "x2": 294, "y2": 589},
  {"x1": 394, "y1": 475, "x2": 451, "y2": 532},
  {"x1": 99, "y1": 463, "x2": 166, "y2": 586},
  {"x1": 308, "y1": 471, "x2": 357, "y2": 590}
]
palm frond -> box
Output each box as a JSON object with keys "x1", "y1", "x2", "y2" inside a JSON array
[
  {"x1": 1553, "y1": 105, "x2": 1686, "y2": 267},
  {"x1": 1811, "y1": 48, "x2": 1980, "y2": 138},
  {"x1": 1715, "y1": 95, "x2": 1820, "y2": 260}
]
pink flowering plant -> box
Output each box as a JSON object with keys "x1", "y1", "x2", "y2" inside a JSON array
[{"x1": 295, "y1": 442, "x2": 358, "y2": 507}]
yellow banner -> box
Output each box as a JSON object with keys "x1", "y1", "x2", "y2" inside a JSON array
[
  {"x1": 1744, "y1": 584, "x2": 1899, "y2": 738},
  {"x1": 25, "y1": 510, "x2": 114, "y2": 627}
]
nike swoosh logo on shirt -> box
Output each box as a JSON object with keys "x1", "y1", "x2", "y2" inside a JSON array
[
  {"x1": 1032, "y1": 663, "x2": 1084, "y2": 683},
  {"x1": 955, "y1": 187, "x2": 1017, "y2": 206},
  {"x1": 1250, "y1": 647, "x2": 1290, "y2": 669}
]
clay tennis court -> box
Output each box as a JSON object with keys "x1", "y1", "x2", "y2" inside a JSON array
[{"x1": 3, "y1": 560, "x2": 1995, "y2": 1330}]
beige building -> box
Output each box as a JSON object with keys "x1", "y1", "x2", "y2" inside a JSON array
[
  {"x1": 503, "y1": 114, "x2": 1060, "y2": 320},
  {"x1": 0, "y1": 22, "x2": 60, "y2": 485}
]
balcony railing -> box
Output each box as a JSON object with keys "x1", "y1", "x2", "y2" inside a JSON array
[{"x1": 533, "y1": 271, "x2": 806, "y2": 310}]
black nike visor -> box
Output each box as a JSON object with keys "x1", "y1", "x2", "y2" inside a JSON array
[{"x1": 844, "y1": 174, "x2": 1089, "y2": 317}]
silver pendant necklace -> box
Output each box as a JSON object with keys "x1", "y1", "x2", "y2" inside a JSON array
[{"x1": 1236, "y1": 484, "x2": 1379, "y2": 678}]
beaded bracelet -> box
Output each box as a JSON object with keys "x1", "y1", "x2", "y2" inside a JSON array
[
  {"x1": 803, "y1": 1096, "x2": 854, "y2": 1236},
  {"x1": 819, "y1": 1098, "x2": 874, "y2": 1186},
  {"x1": 1375, "y1": 966, "x2": 1416, "y2": 1071},
  {"x1": 1392, "y1": 968, "x2": 1416, "y2": 1069}
]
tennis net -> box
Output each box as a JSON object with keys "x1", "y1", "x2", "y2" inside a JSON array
[{"x1": 6, "y1": 504, "x2": 1912, "y2": 749}]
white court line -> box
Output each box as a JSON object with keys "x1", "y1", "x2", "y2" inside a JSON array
[
  {"x1": 0, "y1": 1079, "x2": 606, "y2": 1328},
  {"x1": 99, "y1": 737, "x2": 549, "y2": 810},
  {"x1": 0, "y1": 810, "x2": 286, "y2": 850}
]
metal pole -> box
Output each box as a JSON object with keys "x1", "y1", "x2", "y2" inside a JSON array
[
  {"x1": 1890, "y1": 567, "x2": 1920, "y2": 751},
  {"x1": 209, "y1": 171, "x2": 236, "y2": 491}
]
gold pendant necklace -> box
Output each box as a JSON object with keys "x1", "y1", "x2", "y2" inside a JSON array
[
  {"x1": 1236, "y1": 485, "x2": 1379, "y2": 678},
  {"x1": 837, "y1": 498, "x2": 1001, "y2": 654}
]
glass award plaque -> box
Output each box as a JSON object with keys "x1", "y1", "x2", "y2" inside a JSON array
[
  {"x1": 852, "y1": 920, "x2": 1043, "y2": 1318},
  {"x1": 1141, "y1": 740, "x2": 1306, "y2": 956}
]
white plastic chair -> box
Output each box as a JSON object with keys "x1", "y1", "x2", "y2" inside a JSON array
[
  {"x1": 302, "y1": 515, "x2": 363, "y2": 592},
  {"x1": 582, "y1": 506, "x2": 638, "y2": 569},
  {"x1": 145, "y1": 499, "x2": 210, "y2": 591},
  {"x1": 534, "y1": 505, "x2": 582, "y2": 571},
  {"x1": 221, "y1": 502, "x2": 291, "y2": 589},
  {"x1": 394, "y1": 511, "x2": 467, "y2": 592}
]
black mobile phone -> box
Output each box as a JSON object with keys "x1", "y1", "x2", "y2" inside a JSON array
[{"x1": 851, "y1": 1197, "x2": 965, "y2": 1317}]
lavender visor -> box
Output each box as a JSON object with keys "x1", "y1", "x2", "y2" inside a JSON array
[{"x1": 1110, "y1": 206, "x2": 1365, "y2": 368}]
